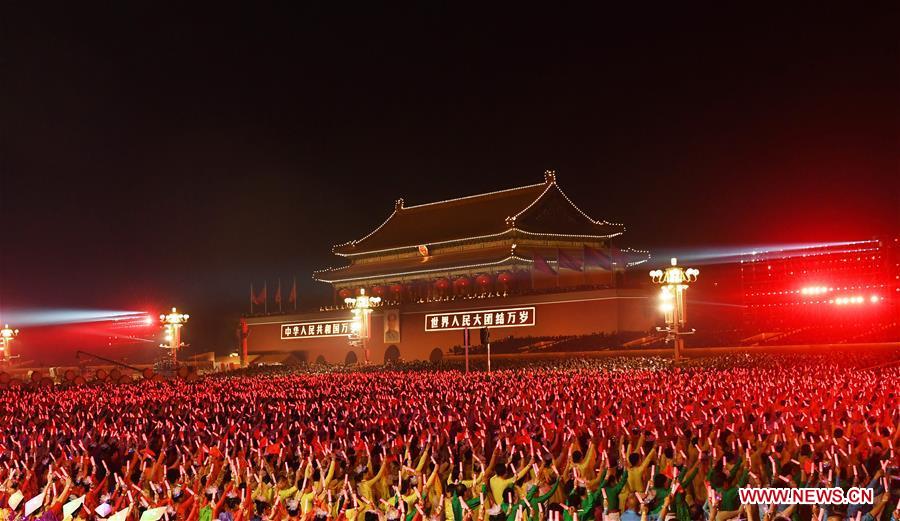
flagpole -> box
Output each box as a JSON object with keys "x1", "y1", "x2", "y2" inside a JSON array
[
  {"x1": 250, "y1": 283, "x2": 254, "y2": 314},
  {"x1": 610, "y1": 239, "x2": 617, "y2": 288},
  {"x1": 293, "y1": 277, "x2": 297, "y2": 311},
  {"x1": 264, "y1": 281, "x2": 268, "y2": 315},
  {"x1": 555, "y1": 251, "x2": 560, "y2": 288},
  {"x1": 278, "y1": 278, "x2": 282, "y2": 313},
  {"x1": 583, "y1": 245, "x2": 591, "y2": 286}
]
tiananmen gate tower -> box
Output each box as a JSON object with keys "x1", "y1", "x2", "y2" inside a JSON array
[{"x1": 242, "y1": 171, "x2": 655, "y2": 365}]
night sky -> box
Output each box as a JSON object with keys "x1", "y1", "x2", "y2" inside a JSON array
[{"x1": 2, "y1": 4, "x2": 898, "y2": 354}]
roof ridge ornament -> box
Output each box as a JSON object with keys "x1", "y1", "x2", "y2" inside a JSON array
[
  {"x1": 544, "y1": 169, "x2": 557, "y2": 184},
  {"x1": 395, "y1": 198, "x2": 405, "y2": 210}
]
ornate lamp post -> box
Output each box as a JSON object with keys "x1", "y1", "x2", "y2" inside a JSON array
[
  {"x1": 159, "y1": 307, "x2": 189, "y2": 366},
  {"x1": 649, "y1": 258, "x2": 699, "y2": 362},
  {"x1": 0, "y1": 324, "x2": 19, "y2": 365},
  {"x1": 239, "y1": 318, "x2": 249, "y2": 368},
  {"x1": 345, "y1": 289, "x2": 380, "y2": 365}
]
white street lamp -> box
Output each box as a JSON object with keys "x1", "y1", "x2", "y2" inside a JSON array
[
  {"x1": 159, "y1": 307, "x2": 189, "y2": 366},
  {"x1": 344, "y1": 289, "x2": 381, "y2": 365},
  {"x1": 649, "y1": 258, "x2": 699, "y2": 362},
  {"x1": 0, "y1": 324, "x2": 19, "y2": 365}
]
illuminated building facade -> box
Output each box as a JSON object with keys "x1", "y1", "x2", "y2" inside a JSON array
[{"x1": 244, "y1": 172, "x2": 655, "y2": 364}]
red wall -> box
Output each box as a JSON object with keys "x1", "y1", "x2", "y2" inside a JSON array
[{"x1": 245, "y1": 288, "x2": 654, "y2": 364}]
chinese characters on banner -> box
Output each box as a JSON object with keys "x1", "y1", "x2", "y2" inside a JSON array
[
  {"x1": 424, "y1": 306, "x2": 536, "y2": 332},
  {"x1": 281, "y1": 320, "x2": 354, "y2": 339}
]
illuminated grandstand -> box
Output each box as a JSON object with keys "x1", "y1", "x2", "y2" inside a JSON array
[{"x1": 739, "y1": 237, "x2": 899, "y2": 343}]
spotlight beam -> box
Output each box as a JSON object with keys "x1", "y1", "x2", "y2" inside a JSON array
[
  {"x1": 0, "y1": 309, "x2": 153, "y2": 327},
  {"x1": 652, "y1": 240, "x2": 877, "y2": 266}
]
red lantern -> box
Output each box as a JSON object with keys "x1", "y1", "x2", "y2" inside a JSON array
[
  {"x1": 454, "y1": 276, "x2": 471, "y2": 287},
  {"x1": 372, "y1": 285, "x2": 386, "y2": 296},
  {"x1": 390, "y1": 284, "x2": 404, "y2": 294},
  {"x1": 498, "y1": 271, "x2": 513, "y2": 284},
  {"x1": 338, "y1": 288, "x2": 352, "y2": 298},
  {"x1": 476, "y1": 274, "x2": 492, "y2": 286},
  {"x1": 434, "y1": 278, "x2": 450, "y2": 289}
]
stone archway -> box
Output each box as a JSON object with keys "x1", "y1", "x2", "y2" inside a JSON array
[
  {"x1": 345, "y1": 350, "x2": 358, "y2": 366},
  {"x1": 384, "y1": 345, "x2": 400, "y2": 364},
  {"x1": 429, "y1": 348, "x2": 443, "y2": 363}
]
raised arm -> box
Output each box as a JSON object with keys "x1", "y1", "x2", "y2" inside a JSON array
[
  {"x1": 639, "y1": 446, "x2": 656, "y2": 472},
  {"x1": 414, "y1": 446, "x2": 429, "y2": 474},
  {"x1": 322, "y1": 457, "x2": 336, "y2": 488},
  {"x1": 483, "y1": 448, "x2": 500, "y2": 479},
  {"x1": 534, "y1": 479, "x2": 560, "y2": 503},
  {"x1": 514, "y1": 458, "x2": 533, "y2": 481}
]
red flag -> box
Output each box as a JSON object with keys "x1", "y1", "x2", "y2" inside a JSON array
[
  {"x1": 288, "y1": 278, "x2": 297, "y2": 307},
  {"x1": 532, "y1": 253, "x2": 556, "y2": 275},
  {"x1": 250, "y1": 284, "x2": 257, "y2": 306},
  {"x1": 274, "y1": 280, "x2": 282, "y2": 305},
  {"x1": 557, "y1": 249, "x2": 582, "y2": 271},
  {"x1": 583, "y1": 245, "x2": 611, "y2": 270},
  {"x1": 256, "y1": 285, "x2": 267, "y2": 305}
]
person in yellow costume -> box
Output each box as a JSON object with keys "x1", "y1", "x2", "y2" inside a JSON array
[
  {"x1": 299, "y1": 456, "x2": 336, "y2": 514},
  {"x1": 488, "y1": 454, "x2": 533, "y2": 506}
]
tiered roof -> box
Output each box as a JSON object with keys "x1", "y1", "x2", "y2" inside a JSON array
[{"x1": 315, "y1": 172, "x2": 624, "y2": 284}]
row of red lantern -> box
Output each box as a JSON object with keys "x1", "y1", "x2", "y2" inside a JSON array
[
  {"x1": 337, "y1": 272, "x2": 522, "y2": 298},
  {"x1": 338, "y1": 284, "x2": 405, "y2": 298},
  {"x1": 433, "y1": 271, "x2": 518, "y2": 288}
]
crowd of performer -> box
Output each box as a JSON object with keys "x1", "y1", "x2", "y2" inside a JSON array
[{"x1": 0, "y1": 353, "x2": 897, "y2": 521}]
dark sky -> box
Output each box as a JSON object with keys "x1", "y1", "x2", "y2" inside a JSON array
[{"x1": 2, "y1": 4, "x2": 898, "y2": 352}]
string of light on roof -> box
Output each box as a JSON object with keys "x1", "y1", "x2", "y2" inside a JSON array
[
  {"x1": 332, "y1": 208, "x2": 399, "y2": 250},
  {"x1": 314, "y1": 255, "x2": 537, "y2": 283},
  {"x1": 509, "y1": 181, "x2": 554, "y2": 222},
  {"x1": 401, "y1": 181, "x2": 546, "y2": 210},
  {"x1": 549, "y1": 171, "x2": 626, "y2": 228},
  {"x1": 330, "y1": 227, "x2": 624, "y2": 258},
  {"x1": 332, "y1": 181, "x2": 547, "y2": 251},
  {"x1": 315, "y1": 246, "x2": 647, "y2": 283},
  {"x1": 331, "y1": 171, "x2": 626, "y2": 255}
]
